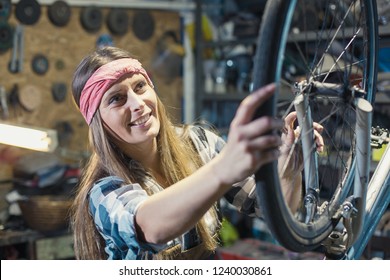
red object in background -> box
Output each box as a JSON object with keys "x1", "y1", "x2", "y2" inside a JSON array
[
  {"x1": 63, "y1": 166, "x2": 81, "y2": 178},
  {"x1": 216, "y1": 239, "x2": 324, "y2": 260},
  {"x1": 0, "y1": 146, "x2": 23, "y2": 165}
]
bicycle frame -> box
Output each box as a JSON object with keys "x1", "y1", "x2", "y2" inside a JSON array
[
  {"x1": 346, "y1": 140, "x2": 390, "y2": 259},
  {"x1": 319, "y1": 122, "x2": 390, "y2": 260}
]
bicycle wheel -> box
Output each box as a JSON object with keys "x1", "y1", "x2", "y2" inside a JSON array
[{"x1": 253, "y1": 0, "x2": 378, "y2": 252}]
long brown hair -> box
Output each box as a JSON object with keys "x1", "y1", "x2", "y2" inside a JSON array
[{"x1": 70, "y1": 47, "x2": 219, "y2": 259}]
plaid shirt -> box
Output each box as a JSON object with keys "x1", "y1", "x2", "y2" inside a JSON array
[{"x1": 88, "y1": 126, "x2": 259, "y2": 259}]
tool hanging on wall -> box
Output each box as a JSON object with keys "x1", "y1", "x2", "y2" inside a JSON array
[
  {"x1": 55, "y1": 59, "x2": 65, "y2": 71},
  {"x1": 51, "y1": 82, "x2": 67, "y2": 103},
  {"x1": 0, "y1": 86, "x2": 9, "y2": 119},
  {"x1": 8, "y1": 24, "x2": 24, "y2": 74},
  {"x1": 15, "y1": 0, "x2": 41, "y2": 25},
  {"x1": 132, "y1": 10, "x2": 155, "y2": 41},
  {"x1": 80, "y1": 6, "x2": 103, "y2": 33},
  {"x1": 47, "y1": 0, "x2": 71, "y2": 27},
  {"x1": 31, "y1": 53, "x2": 49, "y2": 75},
  {"x1": 0, "y1": 0, "x2": 11, "y2": 21},
  {"x1": 106, "y1": 8, "x2": 129, "y2": 36},
  {"x1": 96, "y1": 33, "x2": 113, "y2": 49},
  {"x1": 18, "y1": 84, "x2": 41, "y2": 112},
  {"x1": 8, "y1": 84, "x2": 22, "y2": 118},
  {"x1": 0, "y1": 21, "x2": 13, "y2": 53}
]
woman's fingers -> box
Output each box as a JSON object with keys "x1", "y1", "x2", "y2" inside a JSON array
[
  {"x1": 231, "y1": 83, "x2": 276, "y2": 127},
  {"x1": 292, "y1": 124, "x2": 323, "y2": 152},
  {"x1": 311, "y1": 122, "x2": 324, "y2": 153},
  {"x1": 248, "y1": 135, "x2": 282, "y2": 150},
  {"x1": 284, "y1": 111, "x2": 297, "y2": 131},
  {"x1": 235, "y1": 116, "x2": 284, "y2": 140},
  {"x1": 314, "y1": 129, "x2": 324, "y2": 153},
  {"x1": 282, "y1": 115, "x2": 324, "y2": 148},
  {"x1": 281, "y1": 112, "x2": 297, "y2": 146},
  {"x1": 313, "y1": 122, "x2": 324, "y2": 133}
]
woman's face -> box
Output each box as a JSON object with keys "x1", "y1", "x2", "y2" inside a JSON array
[{"x1": 98, "y1": 73, "x2": 160, "y2": 148}]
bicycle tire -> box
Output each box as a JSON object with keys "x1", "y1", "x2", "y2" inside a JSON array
[{"x1": 253, "y1": 0, "x2": 378, "y2": 252}]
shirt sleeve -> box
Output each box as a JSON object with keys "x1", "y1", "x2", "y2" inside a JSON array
[
  {"x1": 191, "y1": 126, "x2": 260, "y2": 217},
  {"x1": 223, "y1": 175, "x2": 260, "y2": 217},
  {"x1": 88, "y1": 176, "x2": 170, "y2": 259}
]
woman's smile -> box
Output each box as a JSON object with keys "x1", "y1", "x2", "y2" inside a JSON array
[{"x1": 130, "y1": 113, "x2": 152, "y2": 127}]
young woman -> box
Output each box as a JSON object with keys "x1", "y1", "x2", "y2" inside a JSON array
[{"x1": 70, "y1": 46, "x2": 323, "y2": 260}]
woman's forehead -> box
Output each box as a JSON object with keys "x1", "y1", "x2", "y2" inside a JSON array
[
  {"x1": 117, "y1": 72, "x2": 145, "y2": 82},
  {"x1": 102, "y1": 73, "x2": 147, "y2": 98}
]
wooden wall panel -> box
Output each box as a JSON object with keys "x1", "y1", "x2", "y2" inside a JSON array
[{"x1": 0, "y1": 5, "x2": 182, "y2": 161}]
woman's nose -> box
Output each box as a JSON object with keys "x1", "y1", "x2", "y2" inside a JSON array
[{"x1": 126, "y1": 92, "x2": 145, "y2": 112}]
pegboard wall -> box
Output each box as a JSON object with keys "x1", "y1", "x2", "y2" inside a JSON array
[{"x1": 0, "y1": 2, "x2": 183, "y2": 162}]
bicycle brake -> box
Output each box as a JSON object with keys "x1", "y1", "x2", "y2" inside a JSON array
[
  {"x1": 371, "y1": 126, "x2": 389, "y2": 149},
  {"x1": 322, "y1": 221, "x2": 349, "y2": 260}
]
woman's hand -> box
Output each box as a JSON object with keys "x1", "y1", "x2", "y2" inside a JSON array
[
  {"x1": 277, "y1": 112, "x2": 324, "y2": 212},
  {"x1": 279, "y1": 111, "x2": 324, "y2": 179},
  {"x1": 213, "y1": 83, "x2": 284, "y2": 186}
]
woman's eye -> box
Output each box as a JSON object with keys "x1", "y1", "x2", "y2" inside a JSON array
[
  {"x1": 108, "y1": 94, "x2": 124, "y2": 104},
  {"x1": 134, "y1": 81, "x2": 147, "y2": 93}
]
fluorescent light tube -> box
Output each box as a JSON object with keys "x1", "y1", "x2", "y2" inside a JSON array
[{"x1": 0, "y1": 123, "x2": 58, "y2": 152}]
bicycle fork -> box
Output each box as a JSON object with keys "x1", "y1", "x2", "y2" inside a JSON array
[
  {"x1": 294, "y1": 92, "x2": 319, "y2": 224},
  {"x1": 322, "y1": 97, "x2": 373, "y2": 259},
  {"x1": 293, "y1": 82, "x2": 373, "y2": 258}
]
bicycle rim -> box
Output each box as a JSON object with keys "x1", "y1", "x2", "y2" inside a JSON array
[{"x1": 253, "y1": 0, "x2": 378, "y2": 252}]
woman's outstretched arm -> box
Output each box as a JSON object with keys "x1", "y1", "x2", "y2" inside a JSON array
[{"x1": 135, "y1": 83, "x2": 284, "y2": 244}]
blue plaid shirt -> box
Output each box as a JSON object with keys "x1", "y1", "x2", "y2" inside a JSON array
[{"x1": 88, "y1": 126, "x2": 259, "y2": 259}]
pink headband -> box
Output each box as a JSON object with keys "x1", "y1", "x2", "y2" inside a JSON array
[{"x1": 79, "y1": 58, "x2": 154, "y2": 125}]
